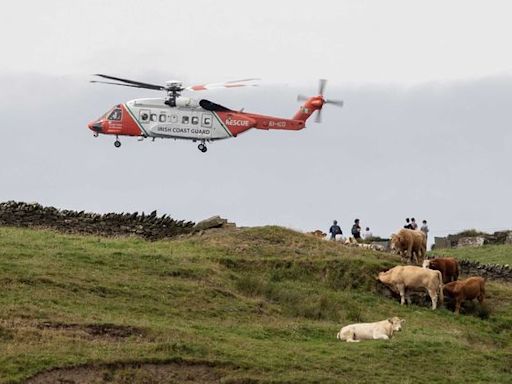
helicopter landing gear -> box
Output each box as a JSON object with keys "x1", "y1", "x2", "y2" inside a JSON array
[
  {"x1": 114, "y1": 135, "x2": 121, "y2": 148},
  {"x1": 198, "y1": 143, "x2": 207, "y2": 153}
]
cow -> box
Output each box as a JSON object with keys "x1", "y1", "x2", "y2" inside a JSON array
[
  {"x1": 377, "y1": 265, "x2": 443, "y2": 310},
  {"x1": 443, "y1": 276, "x2": 486, "y2": 315},
  {"x1": 422, "y1": 257, "x2": 459, "y2": 283},
  {"x1": 336, "y1": 317, "x2": 405, "y2": 342},
  {"x1": 308, "y1": 230, "x2": 327, "y2": 239},
  {"x1": 390, "y1": 228, "x2": 427, "y2": 265}
]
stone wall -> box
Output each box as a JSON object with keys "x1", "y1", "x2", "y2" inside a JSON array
[
  {"x1": 458, "y1": 259, "x2": 512, "y2": 282},
  {"x1": 0, "y1": 201, "x2": 195, "y2": 240},
  {"x1": 435, "y1": 230, "x2": 512, "y2": 249}
]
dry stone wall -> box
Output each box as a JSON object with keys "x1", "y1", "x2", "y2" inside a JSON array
[
  {"x1": 0, "y1": 201, "x2": 195, "y2": 240},
  {"x1": 458, "y1": 259, "x2": 512, "y2": 282}
]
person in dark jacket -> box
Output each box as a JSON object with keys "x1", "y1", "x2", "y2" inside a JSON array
[
  {"x1": 404, "y1": 218, "x2": 412, "y2": 229},
  {"x1": 329, "y1": 220, "x2": 343, "y2": 240},
  {"x1": 352, "y1": 218, "x2": 362, "y2": 240}
]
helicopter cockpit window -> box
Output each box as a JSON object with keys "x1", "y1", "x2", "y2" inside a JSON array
[{"x1": 107, "y1": 108, "x2": 122, "y2": 121}]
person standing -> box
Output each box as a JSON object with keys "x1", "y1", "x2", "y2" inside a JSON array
[
  {"x1": 421, "y1": 220, "x2": 429, "y2": 239},
  {"x1": 410, "y1": 217, "x2": 418, "y2": 230},
  {"x1": 363, "y1": 227, "x2": 373, "y2": 240},
  {"x1": 329, "y1": 220, "x2": 343, "y2": 241},
  {"x1": 352, "y1": 219, "x2": 362, "y2": 240},
  {"x1": 404, "y1": 218, "x2": 412, "y2": 229}
]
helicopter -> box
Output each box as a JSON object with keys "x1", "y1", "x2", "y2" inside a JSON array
[{"x1": 88, "y1": 74, "x2": 343, "y2": 152}]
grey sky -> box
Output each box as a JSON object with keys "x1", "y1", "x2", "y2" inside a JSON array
[{"x1": 1, "y1": 1, "x2": 512, "y2": 243}]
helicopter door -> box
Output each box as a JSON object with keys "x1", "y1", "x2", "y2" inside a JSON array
[{"x1": 139, "y1": 109, "x2": 151, "y2": 124}]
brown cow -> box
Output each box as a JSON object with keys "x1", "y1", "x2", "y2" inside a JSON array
[
  {"x1": 443, "y1": 276, "x2": 486, "y2": 315},
  {"x1": 378, "y1": 266, "x2": 443, "y2": 310},
  {"x1": 390, "y1": 228, "x2": 427, "y2": 264},
  {"x1": 422, "y1": 257, "x2": 459, "y2": 284}
]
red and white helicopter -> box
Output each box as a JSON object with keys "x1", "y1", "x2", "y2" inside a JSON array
[{"x1": 88, "y1": 74, "x2": 343, "y2": 152}]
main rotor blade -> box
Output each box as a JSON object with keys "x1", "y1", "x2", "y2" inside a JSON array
[
  {"x1": 325, "y1": 99, "x2": 344, "y2": 107},
  {"x1": 186, "y1": 78, "x2": 260, "y2": 91},
  {"x1": 318, "y1": 79, "x2": 327, "y2": 96},
  {"x1": 90, "y1": 80, "x2": 163, "y2": 90},
  {"x1": 93, "y1": 74, "x2": 165, "y2": 90}
]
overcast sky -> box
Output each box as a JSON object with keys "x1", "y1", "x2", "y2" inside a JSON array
[{"x1": 1, "y1": 1, "x2": 512, "y2": 243}]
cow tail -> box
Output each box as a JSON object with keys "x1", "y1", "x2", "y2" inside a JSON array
[
  {"x1": 437, "y1": 270, "x2": 444, "y2": 304},
  {"x1": 454, "y1": 261, "x2": 460, "y2": 281},
  {"x1": 336, "y1": 331, "x2": 341, "y2": 340}
]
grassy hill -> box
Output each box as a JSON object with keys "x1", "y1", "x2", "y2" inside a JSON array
[
  {"x1": 0, "y1": 226, "x2": 511, "y2": 383},
  {"x1": 431, "y1": 244, "x2": 512, "y2": 265}
]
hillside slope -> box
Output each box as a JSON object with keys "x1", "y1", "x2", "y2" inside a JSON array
[{"x1": 0, "y1": 226, "x2": 511, "y2": 383}]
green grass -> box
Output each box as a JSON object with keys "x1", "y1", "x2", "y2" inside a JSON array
[
  {"x1": 431, "y1": 244, "x2": 512, "y2": 265},
  {"x1": 0, "y1": 226, "x2": 511, "y2": 383}
]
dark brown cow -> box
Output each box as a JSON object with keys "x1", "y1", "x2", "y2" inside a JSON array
[
  {"x1": 443, "y1": 276, "x2": 486, "y2": 314},
  {"x1": 422, "y1": 257, "x2": 459, "y2": 284}
]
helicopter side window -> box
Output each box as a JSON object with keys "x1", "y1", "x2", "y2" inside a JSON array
[
  {"x1": 107, "y1": 108, "x2": 122, "y2": 121},
  {"x1": 191, "y1": 116, "x2": 199, "y2": 125},
  {"x1": 139, "y1": 109, "x2": 150, "y2": 123},
  {"x1": 169, "y1": 114, "x2": 178, "y2": 123},
  {"x1": 150, "y1": 113, "x2": 157, "y2": 122},
  {"x1": 159, "y1": 114, "x2": 166, "y2": 123},
  {"x1": 201, "y1": 114, "x2": 212, "y2": 128},
  {"x1": 182, "y1": 116, "x2": 190, "y2": 124}
]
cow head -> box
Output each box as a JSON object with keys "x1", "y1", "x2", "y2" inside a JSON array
[
  {"x1": 422, "y1": 259, "x2": 431, "y2": 268},
  {"x1": 388, "y1": 317, "x2": 405, "y2": 331},
  {"x1": 389, "y1": 234, "x2": 399, "y2": 251},
  {"x1": 377, "y1": 270, "x2": 390, "y2": 284}
]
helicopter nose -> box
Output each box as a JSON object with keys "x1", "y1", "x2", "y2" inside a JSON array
[{"x1": 88, "y1": 121, "x2": 104, "y2": 133}]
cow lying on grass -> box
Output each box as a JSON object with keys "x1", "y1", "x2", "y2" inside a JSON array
[
  {"x1": 378, "y1": 266, "x2": 443, "y2": 310},
  {"x1": 443, "y1": 276, "x2": 486, "y2": 315},
  {"x1": 336, "y1": 317, "x2": 405, "y2": 342}
]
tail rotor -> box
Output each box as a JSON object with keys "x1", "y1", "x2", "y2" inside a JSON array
[{"x1": 297, "y1": 79, "x2": 343, "y2": 123}]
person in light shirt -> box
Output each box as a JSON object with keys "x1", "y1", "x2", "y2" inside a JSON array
[{"x1": 363, "y1": 227, "x2": 373, "y2": 240}]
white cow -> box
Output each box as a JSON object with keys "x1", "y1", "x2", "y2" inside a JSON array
[
  {"x1": 378, "y1": 266, "x2": 444, "y2": 310},
  {"x1": 336, "y1": 317, "x2": 405, "y2": 342}
]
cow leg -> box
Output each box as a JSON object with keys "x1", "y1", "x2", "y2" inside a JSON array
[
  {"x1": 454, "y1": 300, "x2": 461, "y2": 315},
  {"x1": 407, "y1": 245, "x2": 413, "y2": 264},
  {"x1": 405, "y1": 290, "x2": 412, "y2": 306},
  {"x1": 397, "y1": 285, "x2": 406, "y2": 305},
  {"x1": 346, "y1": 331, "x2": 360, "y2": 343},
  {"x1": 373, "y1": 333, "x2": 390, "y2": 340},
  {"x1": 428, "y1": 288, "x2": 438, "y2": 310}
]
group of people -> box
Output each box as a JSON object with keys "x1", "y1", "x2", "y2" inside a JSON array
[
  {"x1": 328, "y1": 217, "x2": 430, "y2": 242},
  {"x1": 404, "y1": 217, "x2": 429, "y2": 240},
  {"x1": 329, "y1": 219, "x2": 373, "y2": 241}
]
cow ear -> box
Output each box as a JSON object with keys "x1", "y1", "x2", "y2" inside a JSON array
[{"x1": 387, "y1": 318, "x2": 393, "y2": 323}]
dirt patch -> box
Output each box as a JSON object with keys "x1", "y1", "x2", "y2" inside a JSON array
[
  {"x1": 37, "y1": 321, "x2": 145, "y2": 339},
  {"x1": 24, "y1": 361, "x2": 226, "y2": 384}
]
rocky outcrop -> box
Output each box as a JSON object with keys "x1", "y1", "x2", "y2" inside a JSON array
[{"x1": 0, "y1": 201, "x2": 195, "y2": 240}]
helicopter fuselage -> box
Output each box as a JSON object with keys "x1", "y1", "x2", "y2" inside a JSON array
[{"x1": 88, "y1": 96, "x2": 318, "y2": 151}]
